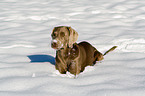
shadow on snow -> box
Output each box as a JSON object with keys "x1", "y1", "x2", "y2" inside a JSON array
[{"x1": 27, "y1": 54, "x2": 55, "y2": 65}]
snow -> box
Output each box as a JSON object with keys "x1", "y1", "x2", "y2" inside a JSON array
[{"x1": 0, "y1": 0, "x2": 145, "y2": 96}]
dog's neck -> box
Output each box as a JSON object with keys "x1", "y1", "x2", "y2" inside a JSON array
[
  {"x1": 58, "y1": 44, "x2": 71, "y2": 51},
  {"x1": 57, "y1": 44, "x2": 72, "y2": 57}
]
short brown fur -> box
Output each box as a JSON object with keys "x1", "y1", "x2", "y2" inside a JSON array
[{"x1": 51, "y1": 26, "x2": 117, "y2": 76}]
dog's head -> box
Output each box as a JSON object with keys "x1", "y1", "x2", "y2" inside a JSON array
[{"x1": 51, "y1": 26, "x2": 78, "y2": 50}]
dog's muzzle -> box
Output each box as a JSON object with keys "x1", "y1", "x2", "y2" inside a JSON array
[
  {"x1": 51, "y1": 39, "x2": 64, "y2": 49},
  {"x1": 51, "y1": 39, "x2": 58, "y2": 49},
  {"x1": 51, "y1": 42, "x2": 58, "y2": 49}
]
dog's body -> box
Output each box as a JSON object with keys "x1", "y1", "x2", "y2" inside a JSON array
[
  {"x1": 68, "y1": 42, "x2": 117, "y2": 75},
  {"x1": 51, "y1": 26, "x2": 117, "y2": 76},
  {"x1": 67, "y1": 41, "x2": 99, "y2": 75}
]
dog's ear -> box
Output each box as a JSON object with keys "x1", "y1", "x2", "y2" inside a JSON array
[{"x1": 68, "y1": 27, "x2": 78, "y2": 48}]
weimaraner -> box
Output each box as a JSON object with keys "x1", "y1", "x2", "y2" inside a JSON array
[{"x1": 51, "y1": 26, "x2": 117, "y2": 76}]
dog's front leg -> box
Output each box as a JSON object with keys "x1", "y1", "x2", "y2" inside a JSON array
[
  {"x1": 55, "y1": 51, "x2": 67, "y2": 74},
  {"x1": 55, "y1": 62, "x2": 67, "y2": 74},
  {"x1": 68, "y1": 60, "x2": 81, "y2": 76}
]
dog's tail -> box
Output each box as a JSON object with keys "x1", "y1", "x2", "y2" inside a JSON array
[{"x1": 103, "y1": 46, "x2": 117, "y2": 56}]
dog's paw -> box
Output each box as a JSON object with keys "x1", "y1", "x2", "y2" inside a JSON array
[
  {"x1": 52, "y1": 70, "x2": 78, "y2": 78},
  {"x1": 52, "y1": 70, "x2": 67, "y2": 77},
  {"x1": 67, "y1": 72, "x2": 78, "y2": 79},
  {"x1": 96, "y1": 60, "x2": 103, "y2": 63}
]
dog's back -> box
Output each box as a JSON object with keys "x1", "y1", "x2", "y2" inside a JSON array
[
  {"x1": 78, "y1": 41, "x2": 103, "y2": 66},
  {"x1": 67, "y1": 41, "x2": 117, "y2": 75}
]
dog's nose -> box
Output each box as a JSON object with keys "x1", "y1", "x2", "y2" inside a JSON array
[
  {"x1": 51, "y1": 42, "x2": 56, "y2": 47},
  {"x1": 51, "y1": 42, "x2": 57, "y2": 49}
]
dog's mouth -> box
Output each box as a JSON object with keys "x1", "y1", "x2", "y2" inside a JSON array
[
  {"x1": 51, "y1": 40, "x2": 63, "y2": 50},
  {"x1": 51, "y1": 42, "x2": 58, "y2": 49}
]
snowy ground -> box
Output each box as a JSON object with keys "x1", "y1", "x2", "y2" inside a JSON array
[{"x1": 0, "y1": 0, "x2": 145, "y2": 96}]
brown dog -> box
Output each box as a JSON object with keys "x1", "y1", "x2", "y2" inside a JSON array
[{"x1": 51, "y1": 26, "x2": 117, "y2": 76}]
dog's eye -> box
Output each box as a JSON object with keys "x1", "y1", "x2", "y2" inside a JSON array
[
  {"x1": 52, "y1": 32, "x2": 57, "y2": 38},
  {"x1": 54, "y1": 32, "x2": 57, "y2": 36},
  {"x1": 60, "y1": 32, "x2": 65, "y2": 37}
]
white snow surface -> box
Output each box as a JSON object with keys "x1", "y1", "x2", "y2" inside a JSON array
[{"x1": 0, "y1": 0, "x2": 145, "y2": 96}]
